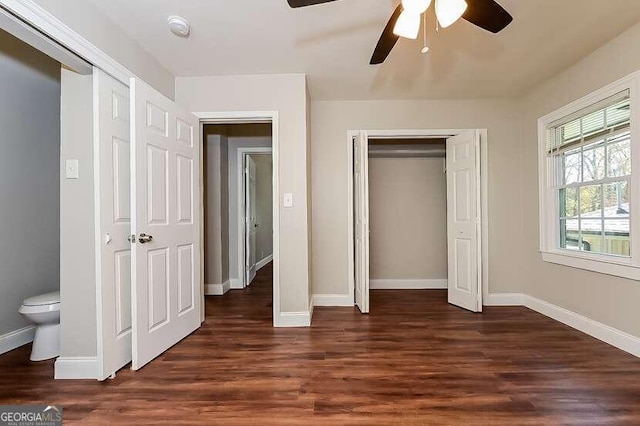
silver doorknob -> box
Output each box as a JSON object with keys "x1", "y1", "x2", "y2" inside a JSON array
[{"x1": 138, "y1": 233, "x2": 154, "y2": 244}]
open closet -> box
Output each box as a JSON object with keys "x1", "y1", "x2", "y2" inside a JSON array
[
  {"x1": 351, "y1": 130, "x2": 486, "y2": 315},
  {"x1": 368, "y1": 139, "x2": 448, "y2": 291}
]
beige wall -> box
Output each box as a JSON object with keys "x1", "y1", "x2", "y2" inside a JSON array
[
  {"x1": 369, "y1": 157, "x2": 447, "y2": 280},
  {"x1": 32, "y1": 0, "x2": 175, "y2": 99},
  {"x1": 59, "y1": 69, "x2": 97, "y2": 357},
  {"x1": 250, "y1": 154, "x2": 274, "y2": 263},
  {"x1": 176, "y1": 74, "x2": 311, "y2": 315},
  {"x1": 519, "y1": 22, "x2": 640, "y2": 338},
  {"x1": 0, "y1": 30, "x2": 60, "y2": 337},
  {"x1": 311, "y1": 99, "x2": 522, "y2": 298}
]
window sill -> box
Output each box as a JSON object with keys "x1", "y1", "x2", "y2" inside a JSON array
[{"x1": 541, "y1": 250, "x2": 640, "y2": 281}]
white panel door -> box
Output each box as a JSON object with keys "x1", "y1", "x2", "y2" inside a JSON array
[
  {"x1": 130, "y1": 78, "x2": 201, "y2": 370},
  {"x1": 245, "y1": 155, "x2": 258, "y2": 286},
  {"x1": 354, "y1": 132, "x2": 370, "y2": 314},
  {"x1": 96, "y1": 69, "x2": 132, "y2": 380},
  {"x1": 446, "y1": 130, "x2": 482, "y2": 312}
]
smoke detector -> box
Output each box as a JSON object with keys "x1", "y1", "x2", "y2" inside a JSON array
[{"x1": 167, "y1": 15, "x2": 190, "y2": 38}]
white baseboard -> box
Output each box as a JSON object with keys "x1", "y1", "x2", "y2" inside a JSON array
[
  {"x1": 205, "y1": 280, "x2": 230, "y2": 296},
  {"x1": 229, "y1": 278, "x2": 243, "y2": 289},
  {"x1": 484, "y1": 293, "x2": 524, "y2": 306},
  {"x1": 54, "y1": 357, "x2": 98, "y2": 380},
  {"x1": 483, "y1": 293, "x2": 640, "y2": 357},
  {"x1": 312, "y1": 294, "x2": 354, "y2": 307},
  {"x1": 523, "y1": 295, "x2": 640, "y2": 358},
  {"x1": 256, "y1": 255, "x2": 273, "y2": 271},
  {"x1": 273, "y1": 311, "x2": 311, "y2": 328},
  {"x1": 370, "y1": 279, "x2": 447, "y2": 290},
  {"x1": 0, "y1": 325, "x2": 35, "y2": 355}
]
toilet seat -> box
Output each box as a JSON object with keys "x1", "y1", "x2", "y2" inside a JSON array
[
  {"x1": 19, "y1": 291, "x2": 60, "y2": 315},
  {"x1": 19, "y1": 303, "x2": 60, "y2": 315},
  {"x1": 22, "y1": 291, "x2": 60, "y2": 306}
]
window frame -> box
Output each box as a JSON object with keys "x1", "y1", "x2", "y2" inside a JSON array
[{"x1": 538, "y1": 72, "x2": 640, "y2": 281}]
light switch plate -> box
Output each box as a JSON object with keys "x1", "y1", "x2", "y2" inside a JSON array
[
  {"x1": 283, "y1": 193, "x2": 294, "y2": 208},
  {"x1": 65, "y1": 159, "x2": 79, "y2": 179}
]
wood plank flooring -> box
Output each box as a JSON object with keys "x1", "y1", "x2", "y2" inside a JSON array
[{"x1": 1, "y1": 263, "x2": 640, "y2": 424}]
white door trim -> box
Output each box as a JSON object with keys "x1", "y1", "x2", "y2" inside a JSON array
[
  {"x1": 195, "y1": 111, "x2": 280, "y2": 326},
  {"x1": 0, "y1": 0, "x2": 133, "y2": 86},
  {"x1": 0, "y1": 5, "x2": 92, "y2": 75},
  {"x1": 237, "y1": 147, "x2": 273, "y2": 289},
  {"x1": 346, "y1": 129, "x2": 489, "y2": 307}
]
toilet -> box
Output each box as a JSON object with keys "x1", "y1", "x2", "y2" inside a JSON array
[{"x1": 18, "y1": 291, "x2": 60, "y2": 361}]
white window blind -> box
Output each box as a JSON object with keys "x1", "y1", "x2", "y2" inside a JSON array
[{"x1": 546, "y1": 90, "x2": 631, "y2": 154}]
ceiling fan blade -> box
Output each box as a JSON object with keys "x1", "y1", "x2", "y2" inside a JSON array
[
  {"x1": 462, "y1": 0, "x2": 513, "y2": 33},
  {"x1": 370, "y1": 4, "x2": 403, "y2": 65},
  {"x1": 287, "y1": 0, "x2": 339, "y2": 7}
]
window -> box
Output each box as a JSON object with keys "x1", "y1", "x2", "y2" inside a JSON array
[{"x1": 539, "y1": 75, "x2": 640, "y2": 280}]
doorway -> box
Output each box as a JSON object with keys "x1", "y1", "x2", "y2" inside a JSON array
[
  {"x1": 348, "y1": 129, "x2": 489, "y2": 314},
  {"x1": 243, "y1": 152, "x2": 274, "y2": 287},
  {"x1": 368, "y1": 138, "x2": 448, "y2": 291},
  {"x1": 198, "y1": 116, "x2": 280, "y2": 322},
  {"x1": 0, "y1": 27, "x2": 62, "y2": 357}
]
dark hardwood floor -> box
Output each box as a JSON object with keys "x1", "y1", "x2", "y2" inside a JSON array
[{"x1": 1, "y1": 263, "x2": 640, "y2": 424}]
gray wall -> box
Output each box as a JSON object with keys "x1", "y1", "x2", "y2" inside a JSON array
[
  {"x1": 519, "y1": 22, "x2": 640, "y2": 338},
  {"x1": 0, "y1": 30, "x2": 60, "y2": 337},
  {"x1": 59, "y1": 69, "x2": 96, "y2": 357},
  {"x1": 221, "y1": 139, "x2": 229, "y2": 282},
  {"x1": 310, "y1": 99, "x2": 522, "y2": 298},
  {"x1": 368, "y1": 157, "x2": 447, "y2": 280},
  {"x1": 249, "y1": 154, "x2": 274, "y2": 263},
  {"x1": 204, "y1": 127, "x2": 229, "y2": 285}
]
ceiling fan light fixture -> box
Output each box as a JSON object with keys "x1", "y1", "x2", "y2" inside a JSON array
[
  {"x1": 435, "y1": 0, "x2": 468, "y2": 28},
  {"x1": 401, "y1": 0, "x2": 432, "y2": 14},
  {"x1": 393, "y1": 10, "x2": 421, "y2": 39}
]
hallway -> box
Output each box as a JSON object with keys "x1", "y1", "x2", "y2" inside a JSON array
[{"x1": 1, "y1": 263, "x2": 640, "y2": 424}]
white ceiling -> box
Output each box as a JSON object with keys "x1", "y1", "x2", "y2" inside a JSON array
[{"x1": 86, "y1": 0, "x2": 640, "y2": 100}]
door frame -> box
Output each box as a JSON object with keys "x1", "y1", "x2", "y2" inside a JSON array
[
  {"x1": 1, "y1": 0, "x2": 134, "y2": 86},
  {"x1": 194, "y1": 111, "x2": 280, "y2": 324},
  {"x1": 346, "y1": 129, "x2": 490, "y2": 306},
  {"x1": 237, "y1": 147, "x2": 273, "y2": 289}
]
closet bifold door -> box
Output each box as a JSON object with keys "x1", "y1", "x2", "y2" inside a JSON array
[
  {"x1": 130, "y1": 78, "x2": 201, "y2": 370},
  {"x1": 354, "y1": 131, "x2": 370, "y2": 314},
  {"x1": 445, "y1": 130, "x2": 482, "y2": 313},
  {"x1": 95, "y1": 69, "x2": 133, "y2": 380}
]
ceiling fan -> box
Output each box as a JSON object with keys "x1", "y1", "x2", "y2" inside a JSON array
[{"x1": 287, "y1": 0, "x2": 513, "y2": 64}]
